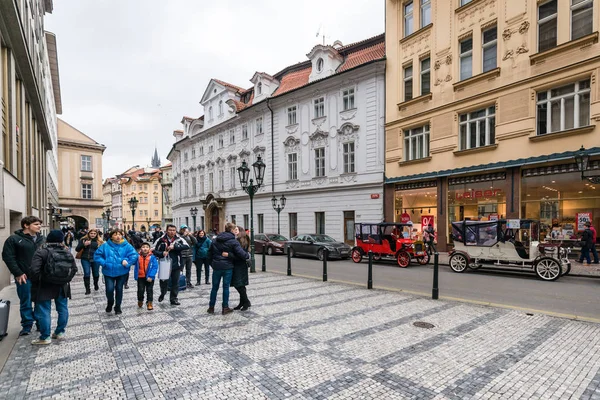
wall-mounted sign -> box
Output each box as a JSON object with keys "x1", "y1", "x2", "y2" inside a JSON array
[
  {"x1": 507, "y1": 219, "x2": 520, "y2": 229},
  {"x1": 401, "y1": 213, "x2": 411, "y2": 223},
  {"x1": 576, "y1": 212, "x2": 592, "y2": 231},
  {"x1": 455, "y1": 189, "x2": 501, "y2": 200},
  {"x1": 421, "y1": 215, "x2": 434, "y2": 229},
  {"x1": 370, "y1": 194, "x2": 380, "y2": 199}
]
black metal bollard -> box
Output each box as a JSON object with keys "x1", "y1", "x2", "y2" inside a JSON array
[
  {"x1": 323, "y1": 248, "x2": 328, "y2": 281},
  {"x1": 287, "y1": 247, "x2": 292, "y2": 276},
  {"x1": 262, "y1": 250, "x2": 266, "y2": 272},
  {"x1": 368, "y1": 250, "x2": 373, "y2": 289},
  {"x1": 432, "y1": 252, "x2": 439, "y2": 299}
]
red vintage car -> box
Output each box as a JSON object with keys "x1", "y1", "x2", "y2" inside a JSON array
[{"x1": 351, "y1": 222, "x2": 429, "y2": 267}]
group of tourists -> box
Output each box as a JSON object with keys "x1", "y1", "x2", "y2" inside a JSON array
[{"x1": 1, "y1": 216, "x2": 253, "y2": 345}]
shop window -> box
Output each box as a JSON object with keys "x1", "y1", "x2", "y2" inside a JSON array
[
  {"x1": 459, "y1": 106, "x2": 495, "y2": 150},
  {"x1": 538, "y1": 0, "x2": 557, "y2": 52},
  {"x1": 571, "y1": 0, "x2": 593, "y2": 40},
  {"x1": 459, "y1": 37, "x2": 473, "y2": 81},
  {"x1": 536, "y1": 79, "x2": 590, "y2": 135},
  {"x1": 404, "y1": 125, "x2": 430, "y2": 161},
  {"x1": 482, "y1": 26, "x2": 497, "y2": 72}
]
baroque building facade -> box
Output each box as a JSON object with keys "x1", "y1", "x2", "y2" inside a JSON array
[
  {"x1": 169, "y1": 34, "x2": 385, "y2": 243},
  {"x1": 120, "y1": 166, "x2": 163, "y2": 232}
]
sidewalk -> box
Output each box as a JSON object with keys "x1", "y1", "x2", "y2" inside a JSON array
[{"x1": 0, "y1": 272, "x2": 599, "y2": 399}]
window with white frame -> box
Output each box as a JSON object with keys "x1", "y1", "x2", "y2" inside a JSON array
[
  {"x1": 81, "y1": 155, "x2": 92, "y2": 171},
  {"x1": 200, "y1": 146, "x2": 204, "y2": 155},
  {"x1": 420, "y1": 58, "x2": 430, "y2": 95},
  {"x1": 315, "y1": 148, "x2": 325, "y2": 177},
  {"x1": 209, "y1": 172, "x2": 214, "y2": 192},
  {"x1": 459, "y1": 106, "x2": 496, "y2": 150},
  {"x1": 404, "y1": 1, "x2": 414, "y2": 37},
  {"x1": 81, "y1": 184, "x2": 92, "y2": 199},
  {"x1": 460, "y1": 0, "x2": 472, "y2": 5},
  {"x1": 288, "y1": 153, "x2": 298, "y2": 180},
  {"x1": 229, "y1": 129, "x2": 235, "y2": 144},
  {"x1": 191, "y1": 148, "x2": 196, "y2": 159},
  {"x1": 571, "y1": 0, "x2": 593, "y2": 40},
  {"x1": 154, "y1": 195, "x2": 159, "y2": 203},
  {"x1": 218, "y1": 100, "x2": 223, "y2": 116},
  {"x1": 219, "y1": 169, "x2": 224, "y2": 191},
  {"x1": 257, "y1": 82, "x2": 262, "y2": 95},
  {"x1": 343, "y1": 142, "x2": 355, "y2": 173},
  {"x1": 230, "y1": 167, "x2": 236, "y2": 189},
  {"x1": 256, "y1": 117, "x2": 263, "y2": 134},
  {"x1": 536, "y1": 79, "x2": 591, "y2": 135},
  {"x1": 316, "y1": 58, "x2": 324, "y2": 72},
  {"x1": 343, "y1": 88, "x2": 355, "y2": 111},
  {"x1": 209, "y1": 106, "x2": 213, "y2": 120},
  {"x1": 192, "y1": 177, "x2": 196, "y2": 196},
  {"x1": 154, "y1": 210, "x2": 158, "y2": 217},
  {"x1": 421, "y1": 0, "x2": 431, "y2": 27},
  {"x1": 242, "y1": 124, "x2": 248, "y2": 140},
  {"x1": 199, "y1": 175, "x2": 205, "y2": 194},
  {"x1": 314, "y1": 97, "x2": 325, "y2": 118},
  {"x1": 482, "y1": 26, "x2": 497, "y2": 72},
  {"x1": 185, "y1": 179, "x2": 189, "y2": 197},
  {"x1": 184, "y1": 152, "x2": 188, "y2": 161},
  {"x1": 209, "y1": 145, "x2": 214, "y2": 153},
  {"x1": 538, "y1": 0, "x2": 557, "y2": 52},
  {"x1": 287, "y1": 106, "x2": 297, "y2": 126},
  {"x1": 404, "y1": 64, "x2": 413, "y2": 101},
  {"x1": 459, "y1": 37, "x2": 473, "y2": 81},
  {"x1": 218, "y1": 134, "x2": 224, "y2": 148},
  {"x1": 404, "y1": 125, "x2": 430, "y2": 161}
]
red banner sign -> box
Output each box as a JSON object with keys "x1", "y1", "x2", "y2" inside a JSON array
[
  {"x1": 401, "y1": 213, "x2": 411, "y2": 223},
  {"x1": 455, "y1": 189, "x2": 501, "y2": 200}
]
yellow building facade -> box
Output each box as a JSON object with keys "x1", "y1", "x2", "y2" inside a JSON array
[
  {"x1": 385, "y1": 0, "x2": 600, "y2": 250},
  {"x1": 120, "y1": 166, "x2": 163, "y2": 232}
]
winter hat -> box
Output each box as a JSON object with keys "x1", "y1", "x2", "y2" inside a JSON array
[{"x1": 47, "y1": 229, "x2": 64, "y2": 243}]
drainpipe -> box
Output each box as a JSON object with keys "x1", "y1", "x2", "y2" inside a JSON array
[{"x1": 267, "y1": 98, "x2": 275, "y2": 192}]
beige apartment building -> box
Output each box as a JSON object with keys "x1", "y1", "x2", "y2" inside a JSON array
[
  {"x1": 385, "y1": 0, "x2": 600, "y2": 250},
  {"x1": 160, "y1": 163, "x2": 173, "y2": 226},
  {"x1": 120, "y1": 166, "x2": 163, "y2": 232},
  {"x1": 57, "y1": 118, "x2": 106, "y2": 230}
]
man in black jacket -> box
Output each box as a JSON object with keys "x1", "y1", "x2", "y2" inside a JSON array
[
  {"x1": 153, "y1": 224, "x2": 189, "y2": 305},
  {"x1": 1, "y1": 216, "x2": 45, "y2": 336}
]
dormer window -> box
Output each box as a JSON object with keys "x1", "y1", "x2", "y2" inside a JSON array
[
  {"x1": 257, "y1": 82, "x2": 262, "y2": 95},
  {"x1": 317, "y1": 58, "x2": 324, "y2": 72},
  {"x1": 209, "y1": 106, "x2": 213, "y2": 120}
]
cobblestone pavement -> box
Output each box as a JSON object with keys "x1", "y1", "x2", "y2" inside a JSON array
[{"x1": 1, "y1": 271, "x2": 600, "y2": 400}]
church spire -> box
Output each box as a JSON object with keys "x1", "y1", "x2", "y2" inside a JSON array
[{"x1": 151, "y1": 147, "x2": 161, "y2": 168}]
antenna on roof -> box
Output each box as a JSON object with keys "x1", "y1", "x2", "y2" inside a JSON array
[{"x1": 316, "y1": 23, "x2": 326, "y2": 45}]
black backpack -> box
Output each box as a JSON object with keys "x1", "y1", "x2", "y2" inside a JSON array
[{"x1": 44, "y1": 247, "x2": 77, "y2": 284}]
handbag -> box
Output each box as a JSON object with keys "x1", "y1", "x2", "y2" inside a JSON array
[{"x1": 75, "y1": 249, "x2": 84, "y2": 260}]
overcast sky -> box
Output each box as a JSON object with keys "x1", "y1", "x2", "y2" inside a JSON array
[{"x1": 45, "y1": 1, "x2": 384, "y2": 179}]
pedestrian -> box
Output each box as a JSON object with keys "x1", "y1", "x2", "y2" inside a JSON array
[
  {"x1": 423, "y1": 224, "x2": 437, "y2": 255},
  {"x1": 207, "y1": 222, "x2": 249, "y2": 315},
  {"x1": 1, "y1": 216, "x2": 45, "y2": 336},
  {"x1": 75, "y1": 228, "x2": 103, "y2": 295},
  {"x1": 93, "y1": 228, "x2": 139, "y2": 315},
  {"x1": 587, "y1": 221, "x2": 599, "y2": 264},
  {"x1": 578, "y1": 223, "x2": 594, "y2": 265},
  {"x1": 230, "y1": 226, "x2": 251, "y2": 311},
  {"x1": 64, "y1": 228, "x2": 74, "y2": 250},
  {"x1": 152, "y1": 226, "x2": 163, "y2": 242},
  {"x1": 29, "y1": 230, "x2": 76, "y2": 345},
  {"x1": 179, "y1": 225, "x2": 197, "y2": 289},
  {"x1": 153, "y1": 224, "x2": 189, "y2": 306},
  {"x1": 193, "y1": 230, "x2": 212, "y2": 285},
  {"x1": 134, "y1": 242, "x2": 158, "y2": 310}
]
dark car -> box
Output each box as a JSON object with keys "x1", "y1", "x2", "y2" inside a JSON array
[
  {"x1": 254, "y1": 233, "x2": 288, "y2": 255},
  {"x1": 286, "y1": 234, "x2": 352, "y2": 260}
]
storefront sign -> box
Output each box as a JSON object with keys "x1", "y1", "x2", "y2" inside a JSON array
[
  {"x1": 455, "y1": 189, "x2": 501, "y2": 200},
  {"x1": 507, "y1": 219, "x2": 520, "y2": 229},
  {"x1": 490, "y1": 214, "x2": 499, "y2": 221},
  {"x1": 370, "y1": 194, "x2": 380, "y2": 199},
  {"x1": 401, "y1": 213, "x2": 411, "y2": 223},
  {"x1": 576, "y1": 212, "x2": 593, "y2": 231},
  {"x1": 421, "y1": 215, "x2": 435, "y2": 229}
]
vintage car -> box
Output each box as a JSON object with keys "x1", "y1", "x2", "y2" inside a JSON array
[
  {"x1": 254, "y1": 233, "x2": 288, "y2": 255},
  {"x1": 449, "y1": 219, "x2": 570, "y2": 281},
  {"x1": 351, "y1": 222, "x2": 429, "y2": 267},
  {"x1": 286, "y1": 234, "x2": 352, "y2": 260}
]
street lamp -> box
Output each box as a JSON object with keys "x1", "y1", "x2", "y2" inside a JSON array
[
  {"x1": 271, "y1": 194, "x2": 287, "y2": 235},
  {"x1": 128, "y1": 196, "x2": 138, "y2": 231},
  {"x1": 101, "y1": 212, "x2": 106, "y2": 232},
  {"x1": 146, "y1": 217, "x2": 151, "y2": 232},
  {"x1": 237, "y1": 155, "x2": 266, "y2": 273},
  {"x1": 105, "y1": 208, "x2": 111, "y2": 231},
  {"x1": 190, "y1": 207, "x2": 198, "y2": 231}
]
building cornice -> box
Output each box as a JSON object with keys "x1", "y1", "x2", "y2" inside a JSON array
[{"x1": 58, "y1": 139, "x2": 106, "y2": 152}]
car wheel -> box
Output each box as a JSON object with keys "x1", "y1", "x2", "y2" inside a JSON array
[
  {"x1": 317, "y1": 248, "x2": 325, "y2": 261},
  {"x1": 373, "y1": 253, "x2": 382, "y2": 261},
  {"x1": 396, "y1": 251, "x2": 410, "y2": 268},
  {"x1": 288, "y1": 246, "x2": 296, "y2": 257},
  {"x1": 449, "y1": 253, "x2": 468, "y2": 273},
  {"x1": 535, "y1": 257, "x2": 561, "y2": 281},
  {"x1": 267, "y1": 246, "x2": 274, "y2": 256},
  {"x1": 351, "y1": 249, "x2": 363, "y2": 263},
  {"x1": 561, "y1": 261, "x2": 571, "y2": 276},
  {"x1": 417, "y1": 252, "x2": 430, "y2": 265}
]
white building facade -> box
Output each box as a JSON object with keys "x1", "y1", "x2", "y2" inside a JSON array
[{"x1": 170, "y1": 35, "x2": 385, "y2": 244}]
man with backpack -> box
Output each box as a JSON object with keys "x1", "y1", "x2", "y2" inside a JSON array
[{"x1": 29, "y1": 230, "x2": 77, "y2": 345}]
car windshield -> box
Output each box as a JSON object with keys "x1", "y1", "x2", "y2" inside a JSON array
[
  {"x1": 268, "y1": 234, "x2": 287, "y2": 241},
  {"x1": 312, "y1": 235, "x2": 336, "y2": 242}
]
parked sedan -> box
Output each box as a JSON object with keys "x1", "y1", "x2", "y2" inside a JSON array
[
  {"x1": 254, "y1": 233, "x2": 288, "y2": 255},
  {"x1": 286, "y1": 234, "x2": 352, "y2": 260}
]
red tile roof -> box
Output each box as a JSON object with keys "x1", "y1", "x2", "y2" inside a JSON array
[
  {"x1": 272, "y1": 67, "x2": 312, "y2": 96},
  {"x1": 337, "y1": 41, "x2": 385, "y2": 72}
]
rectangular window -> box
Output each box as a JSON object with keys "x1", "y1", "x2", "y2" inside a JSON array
[
  {"x1": 314, "y1": 97, "x2": 325, "y2": 118},
  {"x1": 256, "y1": 117, "x2": 263, "y2": 135},
  {"x1": 404, "y1": 125, "x2": 430, "y2": 161},
  {"x1": 536, "y1": 79, "x2": 591, "y2": 135},
  {"x1": 421, "y1": 0, "x2": 431, "y2": 27},
  {"x1": 218, "y1": 134, "x2": 224, "y2": 148},
  {"x1": 482, "y1": 26, "x2": 497, "y2": 72},
  {"x1": 81, "y1": 184, "x2": 92, "y2": 199},
  {"x1": 315, "y1": 212, "x2": 325, "y2": 234},
  {"x1": 343, "y1": 88, "x2": 355, "y2": 111},
  {"x1": 459, "y1": 106, "x2": 496, "y2": 150},
  {"x1": 571, "y1": 0, "x2": 593, "y2": 40},
  {"x1": 132, "y1": 184, "x2": 136, "y2": 191},
  {"x1": 154, "y1": 196, "x2": 159, "y2": 203},
  {"x1": 289, "y1": 213, "x2": 298, "y2": 238},
  {"x1": 343, "y1": 142, "x2": 355, "y2": 173},
  {"x1": 459, "y1": 37, "x2": 473, "y2": 81},
  {"x1": 219, "y1": 170, "x2": 224, "y2": 191},
  {"x1": 404, "y1": 64, "x2": 413, "y2": 101},
  {"x1": 81, "y1": 155, "x2": 92, "y2": 171},
  {"x1": 460, "y1": 0, "x2": 472, "y2": 5},
  {"x1": 229, "y1": 129, "x2": 235, "y2": 144},
  {"x1": 288, "y1": 153, "x2": 298, "y2": 180},
  {"x1": 200, "y1": 175, "x2": 205, "y2": 194},
  {"x1": 209, "y1": 172, "x2": 214, "y2": 192},
  {"x1": 230, "y1": 167, "x2": 236, "y2": 189},
  {"x1": 209, "y1": 145, "x2": 214, "y2": 153},
  {"x1": 231, "y1": 215, "x2": 236, "y2": 224},
  {"x1": 191, "y1": 148, "x2": 196, "y2": 158},
  {"x1": 315, "y1": 148, "x2": 325, "y2": 177},
  {"x1": 420, "y1": 58, "x2": 430, "y2": 95},
  {"x1": 185, "y1": 179, "x2": 189, "y2": 197},
  {"x1": 242, "y1": 124, "x2": 248, "y2": 140},
  {"x1": 287, "y1": 106, "x2": 297, "y2": 126},
  {"x1": 200, "y1": 146, "x2": 204, "y2": 155},
  {"x1": 192, "y1": 177, "x2": 196, "y2": 196},
  {"x1": 243, "y1": 214, "x2": 249, "y2": 230},
  {"x1": 184, "y1": 152, "x2": 188, "y2": 161},
  {"x1": 144, "y1": 184, "x2": 148, "y2": 190},
  {"x1": 538, "y1": 0, "x2": 557, "y2": 52},
  {"x1": 258, "y1": 214, "x2": 264, "y2": 233},
  {"x1": 154, "y1": 210, "x2": 158, "y2": 217},
  {"x1": 404, "y1": 1, "x2": 414, "y2": 37},
  {"x1": 154, "y1": 184, "x2": 158, "y2": 190}
]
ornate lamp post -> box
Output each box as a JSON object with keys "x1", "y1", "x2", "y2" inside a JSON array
[
  {"x1": 271, "y1": 194, "x2": 287, "y2": 235},
  {"x1": 575, "y1": 146, "x2": 600, "y2": 184},
  {"x1": 128, "y1": 196, "x2": 138, "y2": 231},
  {"x1": 146, "y1": 217, "x2": 151, "y2": 232},
  {"x1": 237, "y1": 156, "x2": 266, "y2": 273},
  {"x1": 101, "y1": 212, "x2": 106, "y2": 232},
  {"x1": 190, "y1": 207, "x2": 198, "y2": 231},
  {"x1": 105, "y1": 208, "x2": 112, "y2": 231}
]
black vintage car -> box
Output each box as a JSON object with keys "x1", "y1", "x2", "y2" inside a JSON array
[{"x1": 286, "y1": 234, "x2": 352, "y2": 260}]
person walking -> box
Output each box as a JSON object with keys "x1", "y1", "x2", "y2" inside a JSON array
[
  {"x1": 152, "y1": 226, "x2": 163, "y2": 242},
  {"x1": 1, "y1": 216, "x2": 45, "y2": 336},
  {"x1": 64, "y1": 228, "x2": 74, "y2": 250},
  {"x1": 193, "y1": 230, "x2": 212, "y2": 285},
  {"x1": 423, "y1": 224, "x2": 437, "y2": 255},
  {"x1": 207, "y1": 223, "x2": 249, "y2": 315},
  {"x1": 179, "y1": 225, "x2": 197, "y2": 289},
  {"x1": 230, "y1": 226, "x2": 251, "y2": 311},
  {"x1": 94, "y1": 228, "x2": 139, "y2": 314},
  {"x1": 587, "y1": 221, "x2": 599, "y2": 264},
  {"x1": 134, "y1": 242, "x2": 158, "y2": 310},
  {"x1": 153, "y1": 224, "x2": 189, "y2": 306},
  {"x1": 578, "y1": 223, "x2": 594, "y2": 265},
  {"x1": 29, "y1": 230, "x2": 76, "y2": 345},
  {"x1": 75, "y1": 228, "x2": 103, "y2": 295}
]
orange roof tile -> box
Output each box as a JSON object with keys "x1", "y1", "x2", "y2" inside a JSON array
[
  {"x1": 272, "y1": 67, "x2": 312, "y2": 97},
  {"x1": 337, "y1": 41, "x2": 385, "y2": 72}
]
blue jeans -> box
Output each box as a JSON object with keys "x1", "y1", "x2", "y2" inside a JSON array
[
  {"x1": 15, "y1": 278, "x2": 34, "y2": 331},
  {"x1": 34, "y1": 289, "x2": 68, "y2": 340},
  {"x1": 592, "y1": 245, "x2": 599, "y2": 263},
  {"x1": 209, "y1": 269, "x2": 233, "y2": 308},
  {"x1": 81, "y1": 259, "x2": 100, "y2": 278},
  {"x1": 104, "y1": 274, "x2": 128, "y2": 308}
]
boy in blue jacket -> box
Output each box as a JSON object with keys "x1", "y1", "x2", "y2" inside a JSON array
[{"x1": 135, "y1": 242, "x2": 158, "y2": 310}]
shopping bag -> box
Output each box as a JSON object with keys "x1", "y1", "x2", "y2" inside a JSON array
[{"x1": 158, "y1": 257, "x2": 171, "y2": 280}]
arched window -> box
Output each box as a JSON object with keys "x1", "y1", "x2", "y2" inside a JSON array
[
  {"x1": 257, "y1": 82, "x2": 262, "y2": 95},
  {"x1": 218, "y1": 100, "x2": 223, "y2": 115},
  {"x1": 209, "y1": 106, "x2": 213, "y2": 120}
]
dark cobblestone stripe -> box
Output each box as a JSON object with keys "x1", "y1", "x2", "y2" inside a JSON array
[
  {"x1": 371, "y1": 371, "x2": 439, "y2": 399},
  {"x1": 23, "y1": 370, "x2": 118, "y2": 399},
  {"x1": 301, "y1": 370, "x2": 367, "y2": 399},
  {"x1": 0, "y1": 339, "x2": 40, "y2": 400},
  {"x1": 120, "y1": 369, "x2": 160, "y2": 400},
  {"x1": 260, "y1": 289, "x2": 374, "y2": 315},
  {"x1": 579, "y1": 366, "x2": 600, "y2": 400}
]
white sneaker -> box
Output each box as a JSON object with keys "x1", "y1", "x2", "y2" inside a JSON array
[
  {"x1": 31, "y1": 338, "x2": 51, "y2": 345},
  {"x1": 51, "y1": 333, "x2": 65, "y2": 340}
]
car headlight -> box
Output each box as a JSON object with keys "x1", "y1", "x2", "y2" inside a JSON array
[{"x1": 273, "y1": 242, "x2": 282, "y2": 247}]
